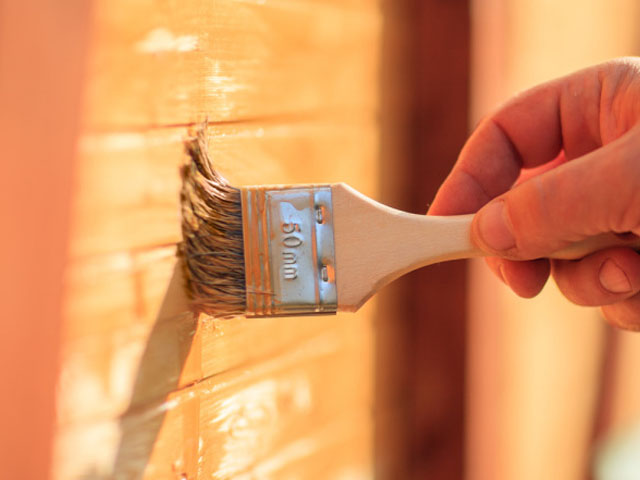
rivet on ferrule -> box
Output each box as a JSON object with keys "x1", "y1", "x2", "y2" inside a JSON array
[{"x1": 240, "y1": 184, "x2": 338, "y2": 317}]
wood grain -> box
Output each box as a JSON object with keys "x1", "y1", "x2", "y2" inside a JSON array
[
  {"x1": 55, "y1": 323, "x2": 373, "y2": 479},
  {"x1": 55, "y1": 0, "x2": 381, "y2": 477},
  {"x1": 83, "y1": 0, "x2": 379, "y2": 130},
  {"x1": 72, "y1": 120, "x2": 377, "y2": 258},
  {"x1": 60, "y1": 244, "x2": 376, "y2": 425}
]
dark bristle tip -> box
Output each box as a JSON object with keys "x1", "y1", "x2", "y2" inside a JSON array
[{"x1": 179, "y1": 123, "x2": 246, "y2": 317}]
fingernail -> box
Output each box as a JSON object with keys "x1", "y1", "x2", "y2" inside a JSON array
[
  {"x1": 599, "y1": 259, "x2": 632, "y2": 294},
  {"x1": 477, "y1": 201, "x2": 516, "y2": 252}
]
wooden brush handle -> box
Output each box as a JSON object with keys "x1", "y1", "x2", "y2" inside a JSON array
[
  {"x1": 540, "y1": 230, "x2": 640, "y2": 259},
  {"x1": 331, "y1": 183, "x2": 640, "y2": 312},
  {"x1": 426, "y1": 213, "x2": 640, "y2": 261}
]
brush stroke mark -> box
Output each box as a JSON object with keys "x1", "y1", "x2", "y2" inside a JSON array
[{"x1": 135, "y1": 28, "x2": 198, "y2": 54}]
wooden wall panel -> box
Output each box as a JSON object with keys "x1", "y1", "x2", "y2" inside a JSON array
[
  {"x1": 72, "y1": 121, "x2": 377, "y2": 258},
  {"x1": 375, "y1": 1, "x2": 470, "y2": 478},
  {"x1": 83, "y1": 0, "x2": 379, "y2": 130},
  {"x1": 56, "y1": 323, "x2": 373, "y2": 478},
  {"x1": 60, "y1": 246, "x2": 375, "y2": 425},
  {"x1": 54, "y1": 0, "x2": 381, "y2": 478},
  {"x1": 404, "y1": 1, "x2": 470, "y2": 478}
]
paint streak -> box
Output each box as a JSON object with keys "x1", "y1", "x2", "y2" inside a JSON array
[
  {"x1": 211, "y1": 375, "x2": 313, "y2": 478},
  {"x1": 79, "y1": 132, "x2": 184, "y2": 153},
  {"x1": 135, "y1": 28, "x2": 198, "y2": 53}
]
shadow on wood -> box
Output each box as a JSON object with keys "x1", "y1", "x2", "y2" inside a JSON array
[{"x1": 110, "y1": 257, "x2": 196, "y2": 479}]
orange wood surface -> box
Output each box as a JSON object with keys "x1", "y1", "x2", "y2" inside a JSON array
[
  {"x1": 0, "y1": 2, "x2": 92, "y2": 479},
  {"x1": 54, "y1": 0, "x2": 381, "y2": 478}
]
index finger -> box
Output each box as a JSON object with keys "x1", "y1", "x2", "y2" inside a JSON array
[{"x1": 428, "y1": 63, "x2": 606, "y2": 216}]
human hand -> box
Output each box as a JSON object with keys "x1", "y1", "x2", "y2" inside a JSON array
[{"x1": 429, "y1": 58, "x2": 640, "y2": 330}]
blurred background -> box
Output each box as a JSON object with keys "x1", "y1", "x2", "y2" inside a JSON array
[
  {"x1": 2, "y1": 0, "x2": 640, "y2": 479},
  {"x1": 379, "y1": 0, "x2": 640, "y2": 478}
]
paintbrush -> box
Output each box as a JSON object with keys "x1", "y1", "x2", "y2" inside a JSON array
[{"x1": 180, "y1": 130, "x2": 640, "y2": 318}]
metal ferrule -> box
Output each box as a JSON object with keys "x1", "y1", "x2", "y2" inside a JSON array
[{"x1": 241, "y1": 185, "x2": 337, "y2": 317}]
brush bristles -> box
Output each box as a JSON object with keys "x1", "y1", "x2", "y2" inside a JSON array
[{"x1": 180, "y1": 127, "x2": 246, "y2": 317}]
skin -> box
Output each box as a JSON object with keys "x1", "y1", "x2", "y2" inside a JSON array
[{"x1": 429, "y1": 57, "x2": 640, "y2": 330}]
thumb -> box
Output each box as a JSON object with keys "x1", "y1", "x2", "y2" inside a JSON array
[{"x1": 471, "y1": 128, "x2": 640, "y2": 260}]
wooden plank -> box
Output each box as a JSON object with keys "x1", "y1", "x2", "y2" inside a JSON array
[
  {"x1": 57, "y1": 0, "x2": 382, "y2": 477},
  {"x1": 56, "y1": 415, "x2": 372, "y2": 480},
  {"x1": 54, "y1": 325, "x2": 373, "y2": 479},
  {"x1": 72, "y1": 120, "x2": 377, "y2": 258},
  {"x1": 403, "y1": 1, "x2": 469, "y2": 478},
  {"x1": 61, "y1": 118, "x2": 378, "y2": 427},
  {"x1": 375, "y1": 1, "x2": 413, "y2": 476},
  {"x1": 83, "y1": 0, "x2": 380, "y2": 129},
  {"x1": 59, "y1": 242, "x2": 376, "y2": 424}
]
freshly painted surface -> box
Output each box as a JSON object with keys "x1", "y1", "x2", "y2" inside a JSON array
[{"x1": 55, "y1": 0, "x2": 381, "y2": 478}]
